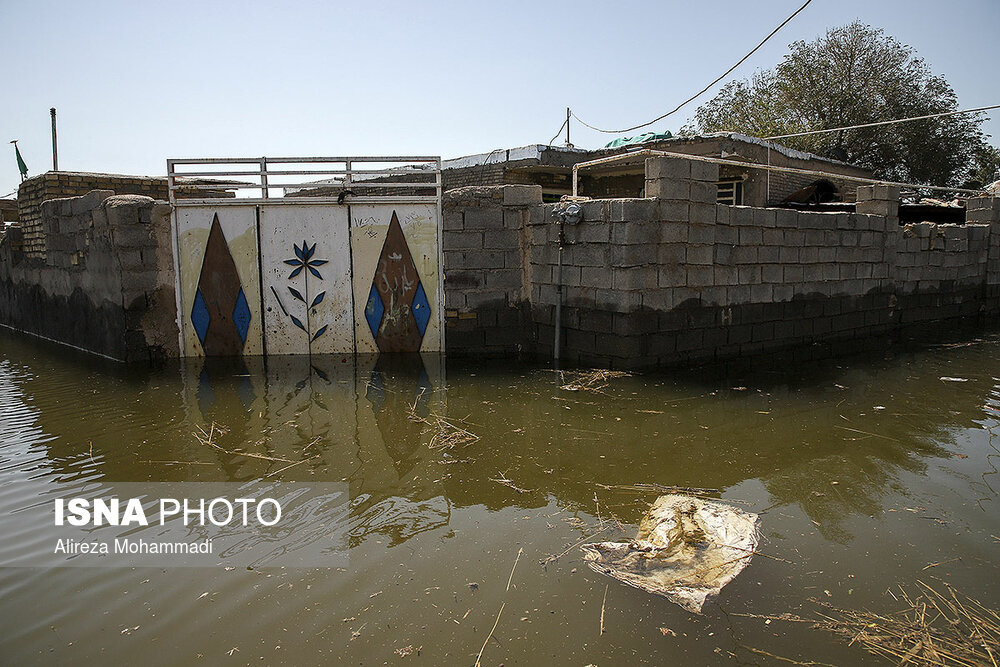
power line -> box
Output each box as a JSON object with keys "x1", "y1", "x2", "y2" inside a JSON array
[
  {"x1": 571, "y1": 0, "x2": 813, "y2": 135},
  {"x1": 548, "y1": 117, "x2": 569, "y2": 146},
  {"x1": 764, "y1": 104, "x2": 1000, "y2": 139}
]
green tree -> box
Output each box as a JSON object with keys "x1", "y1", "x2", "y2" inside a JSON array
[
  {"x1": 964, "y1": 143, "x2": 1000, "y2": 189},
  {"x1": 689, "y1": 22, "x2": 993, "y2": 188}
]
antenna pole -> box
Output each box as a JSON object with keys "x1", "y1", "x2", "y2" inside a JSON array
[{"x1": 50, "y1": 108, "x2": 58, "y2": 171}]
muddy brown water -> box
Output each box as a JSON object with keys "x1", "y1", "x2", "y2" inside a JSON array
[{"x1": 1, "y1": 329, "x2": 999, "y2": 665}]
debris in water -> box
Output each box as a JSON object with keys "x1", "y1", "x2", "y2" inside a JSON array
[
  {"x1": 559, "y1": 369, "x2": 630, "y2": 393},
  {"x1": 939, "y1": 376, "x2": 969, "y2": 382},
  {"x1": 407, "y1": 403, "x2": 480, "y2": 451},
  {"x1": 581, "y1": 494, "x2": 759, "y2": 613},
  {"x1": 815, "y1": 581, "x2": 1000, "y2": 667}
]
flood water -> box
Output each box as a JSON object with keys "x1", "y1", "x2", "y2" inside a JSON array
[{"x1": 1, "y1": 329, "x2": 999, "y2": 666}]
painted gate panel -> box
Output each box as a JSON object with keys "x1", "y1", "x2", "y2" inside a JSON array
[
  {"x1": 175, "y1": 206, "x2": 263, "y2": 357},
  {"x1": 258, "y1": 205, "x2": 353, "y2": 355},
  {"x1": 350, "y1": 204, "x2": 442, "y2": 353}
]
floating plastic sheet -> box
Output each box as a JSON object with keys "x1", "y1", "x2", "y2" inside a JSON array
[{"x1": 582, "y1": 494, "x2": 759, "y2": 613}]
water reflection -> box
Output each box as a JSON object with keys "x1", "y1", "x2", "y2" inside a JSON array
[{"x1": 2, "y1": 330, "x2": 1000, "y2": 665}]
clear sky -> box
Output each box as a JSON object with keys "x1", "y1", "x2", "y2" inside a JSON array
[{"x1": 2, "y1": 0, "x2": 998, "y2": 197}]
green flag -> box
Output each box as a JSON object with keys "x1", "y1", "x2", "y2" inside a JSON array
[{"x1": 14, "y1": 144, "x2": 27, "y2": 178}]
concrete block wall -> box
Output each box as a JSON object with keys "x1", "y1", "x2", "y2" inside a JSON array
[
  {"x1": 442, "y1": 185, "x2": 541, "y2": 356},
  {"x1": 0, "y1": 190, "x2": 177, "y2": 362},
  {"x1": 17, "y1": 172, "x2": 172, "y2": 259},
  {"x1": 523, "y1": 157, "x2": 1000, "y2": 367}
]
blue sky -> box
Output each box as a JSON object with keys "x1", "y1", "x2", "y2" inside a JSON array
[{"x1": 2, "y1": 0, "x2": 998, "y2": 197}]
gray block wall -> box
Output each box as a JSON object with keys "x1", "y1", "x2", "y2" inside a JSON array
[
  {"x1": 442, "y1": 185, "x2": 540, "y2": 356},
  {"x1": 443, "y1": 157, "x2": 1000, "y2": 368},
  {"x1": 0, "y1": 190, "x2": 178, "y2": 362}
]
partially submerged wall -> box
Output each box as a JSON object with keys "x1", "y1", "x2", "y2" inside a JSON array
[
  {"x1": 444, "y1": 158, "x2": 1000, "y2": 367},
  {"x1": 4, "y1": 158, "x2": 998, "y2": 368},
  {"x1": 0, "y1": 191, "x2": 177, "y2": 362},
  {"x1": 442, "y1": 186, "x2": 539, "y2": 356}
]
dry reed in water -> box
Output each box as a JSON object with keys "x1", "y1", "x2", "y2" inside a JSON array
[
  {"x1": 814, "y1": 581, "x2": 999, "y2": 667},
  {"x1": 407, "y1": 402, "x2": 480, "y2": 451},
  {"x1": 559, "y1": 369, "x2": 631, "y2": 393}
]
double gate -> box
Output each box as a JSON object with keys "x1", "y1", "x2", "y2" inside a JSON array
[{"x1": 167, "y1": 157, "x2": 443, "y2": 357}]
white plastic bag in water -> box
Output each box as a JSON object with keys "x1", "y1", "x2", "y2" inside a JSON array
[{"x1": 582, "y1": 494, "x2": 759, "y2": 613}]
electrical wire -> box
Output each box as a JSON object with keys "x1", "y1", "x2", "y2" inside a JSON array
[
  {"x1": 548, "y1": 117, "x2": 569, "y2": 146},
  {"x1": 764, "y1": 104, "x2": 1000, "y2": 139},
  {"x1": 570, "y1": 0, "x2": 813, "y2": 135}
]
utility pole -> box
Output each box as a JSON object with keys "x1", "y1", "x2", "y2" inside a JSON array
[
  {"x1": 50, "y1": 108, "x2": 58, "y2": 171},
  {"x1": 564, "y1": 107, "x2": 573, "y2": 148}
]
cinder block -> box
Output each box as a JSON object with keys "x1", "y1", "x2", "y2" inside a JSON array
[
  {"x1": 658, "y1": 243, "x2": 686, "y2": 264},
  {"x1": 873, "y1": 184, "x2": 901, "y2": 201},
  {"x1": 621, "y1": 198, "x2": 660, "y2": 222},
  {"x1": 646, "y1": 178, "x2": 690, "y2": 200},
  {"x1": 690, "y1": 160, "x2": 719, "y2": 182},
  {"x1": 658, "y1": 265, "x2": 686, "y2": 287},
  {"x1": 762, "y1": 228, "x2": 783, "y2": 245},
  {"x1": 715, "y1": 224, "x2": 737, "y2": 245},
  {"x1": 645, "y1": 156, "x2": 690, "y2": 180},
  {"x1": 485, "y1": 270, "x2": 522, "y2": 290},
  {"x1": 580, "y1": 265, "x2": 612, "y2": 288},
  {"x1": 464, "y1": 207, "x2": 503, "y2": 230},
  {"x1": 567, "y1": 244, "x2": 608, "y2": 266},
  {"x1": 443, "y1": 210, "x2": 463, "y2": 231},
  {"x1": 70, "y1": 190, "x2": 114, "y2": 215},
  {"x1": 594, "y1": 288, "x2": 641, "y2": 312},
  {"x1": 757, "y1": 246, "x2": 779, "y2": 263},
  {"x1": 732, "y1": 246, "x2": 758, "y2": 264},
  {"x1": 739, "y1": 227, "x2": 763, "y2": 245},
  {"x1": 716, "y1": 204, "x2": 730, "y2": 224},
  {"x1": 658, "y1": 200, "x2": 689, "y2": 222},
  {"x1": 686, "y1": 265, "x2": 714, "y2": 287},
  {"x1": 686, "y1": 245, "x2": 713, "y2": 265},
  {"x1": 661, "y1": 221, "x2": 688, "y2": 243},
  {"x1": 761, "y1": 264, "x2": 783, "y2": 283},
  {"x1": 779, "y1": 246, "x2": 799, "y2": 263},
  {"x1": 642, "y1": 289, "x2": 675, "y2": 311},
  {"x1": 502, "y1": 185, "x2": 542, "y2": 206},
  {"x1": 688, "y1": 223, "x2": 715, "y2": 245},
  {"x1": 738, "y1": 265, "x2": 761, "y2": 285},
  {"x1": 714, "y1": 265, "x2": 738, "y2": 285},
  {"x1": 573, "y1": 221, "x2": 611, "y2": 243},
  {"x1": 753, "y1": 208, "x2": 776, "y2": 227},
  {"x1": 612, "y1": 222, "x2": 660, "y2": 245},
  {"x1": 775, "y1": 208, "x2": 797, "y2": 228},
  {"x1": 444, "y1": 230, "x2": 484, "y2": 250},
  {"x1": 611, "y1": 244, "x2": 657, "y2": 267},
  {"x1": 750, "y1": 284, "x2": 773, "y2": 302},
  {"x1": 689, "y1": 202, "x2": 716, "y2": 224},
  {"x1": 730, "y1": 206, "x2": 754, "y2": 226},
  {"x1": 783, "y1": 265, "x2": 803, "y2": 282},
  {"x1": 690, "y1": 181, "x2": 717, "y2": 204}
]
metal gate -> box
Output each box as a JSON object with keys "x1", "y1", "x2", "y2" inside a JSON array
[{"x1": 167, "y1": 157, "x2": 443, "y2": 357}]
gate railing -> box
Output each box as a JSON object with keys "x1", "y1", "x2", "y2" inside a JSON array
[{"x1": 166, "y1": 156, "x2": 441, "y2": 206}]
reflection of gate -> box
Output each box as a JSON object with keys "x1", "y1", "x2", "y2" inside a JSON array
[{"x1": 167, "y1": 157, "x2": 443, "y2": 357}]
